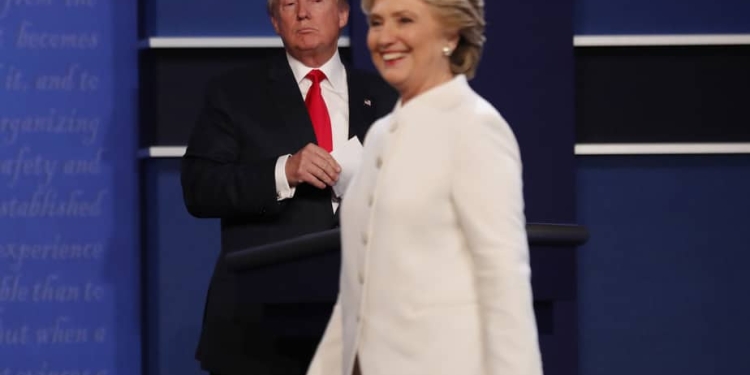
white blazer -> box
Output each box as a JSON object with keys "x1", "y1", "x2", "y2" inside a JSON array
[{"x1": 307, "y1": 75, "x2": 543, "y2": 375}]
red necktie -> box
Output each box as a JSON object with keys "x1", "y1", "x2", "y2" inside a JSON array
[{"x1": 305, "y1": 69, "x2": 333, "y2": 152}]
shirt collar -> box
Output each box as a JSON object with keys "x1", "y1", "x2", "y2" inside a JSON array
[{"x1": 286, "y1": 50, "x2": 347, "y2": 92}]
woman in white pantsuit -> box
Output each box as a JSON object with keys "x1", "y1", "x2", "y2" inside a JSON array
[{"x1": 307, "y1": 0, "x2": 544, "y2": 374}]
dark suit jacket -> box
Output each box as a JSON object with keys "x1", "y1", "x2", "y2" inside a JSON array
[{"x1": 181, "y1": 51, "x2": 397, "y2": 375}]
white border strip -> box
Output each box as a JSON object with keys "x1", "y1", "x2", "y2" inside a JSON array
[
  {"x1": 576, "y1": 143, "x2": 750, "y2": 155},
  {"x1": 138, "y1": 146, "x2": 186, "y2": 159},
  {"x1": 142, "y1": 36, "x2": 351, "y2": 49},
  {"x1": 142, "y1": 34, "x2": 748, "y2": 48},
  {"x1": 140, "y1": 144, "x2": 750, "y2": 158},
  {"x1": 574, "y1": 34, "x2": 750, "y2": 47}
]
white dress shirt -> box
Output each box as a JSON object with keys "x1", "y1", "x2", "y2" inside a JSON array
[{"x1": 274, "y1": 50, "x2": 349, "y2": 211}]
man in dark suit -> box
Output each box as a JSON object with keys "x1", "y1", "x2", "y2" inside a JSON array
[{"x1": 180, "y1": 0, "x2": 396, "y2": 374}]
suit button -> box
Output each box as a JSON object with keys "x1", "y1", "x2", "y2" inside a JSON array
[
  {"x1": 361, "y1": 233, "x2": 369, "y2": 245},
  {"x1": 376, "y1": 157, "x2": 383, "y2": 168},
  {"x1": 368, "y1": 194, "x2": 374, "y2": 207},
  {"x1": 358, "y1": 272, "x2": 365, "y2": 284}
]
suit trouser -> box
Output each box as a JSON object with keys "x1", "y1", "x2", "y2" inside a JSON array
[
  {"x1": 212, "y1": 364, "x2": 361, "y2": 375},
  {"x1": 209, "y1": 356, "x2": 362, "y2": 375}
]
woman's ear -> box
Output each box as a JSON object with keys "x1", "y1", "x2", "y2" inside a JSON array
[{"x1": 444, "y1": 29, "x2": 460, "y2": 51}]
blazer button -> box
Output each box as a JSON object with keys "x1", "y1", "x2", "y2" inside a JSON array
[
  {"x1": 361, "y1": 232, "x2": 369, "y2": 245},
  {"x1": 368, "y1": 194, "x2": 374, "y2": 207},
  {"x1": 376, "y1": 157, "x2": 383, "y2": 169},
  {"x1": 358, "y1": 272, "x2": 365, "y2": 284}
]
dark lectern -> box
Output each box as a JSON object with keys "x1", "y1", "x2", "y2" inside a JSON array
[
  {"x1": 224, "y1": 223, "x2": 587, "y2": 375},
  {"x1": 226, "y1": 223, "x2": 587, "y2": 271}
]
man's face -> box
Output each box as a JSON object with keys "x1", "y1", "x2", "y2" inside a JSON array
[{"x1": 271, "y1": 0, "x2": 349, "y2": 62}]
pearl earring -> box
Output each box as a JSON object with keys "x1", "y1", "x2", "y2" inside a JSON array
[{"x1": 442, "y1": 46, "x2": 452, "y2": 57}]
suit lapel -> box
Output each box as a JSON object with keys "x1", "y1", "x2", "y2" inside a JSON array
[
  {"x1": 268, "y1": 54, "x2": 318, "y2": 147},
  {"x1": 347, "y1": 69, "x2": 378, "y2": 141},
  {"x1": 266, "y1": 61, "x2": 380, "y2": 147}
]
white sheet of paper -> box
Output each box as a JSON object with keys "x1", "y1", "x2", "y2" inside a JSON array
[{"x1": 330, "y1": 136, "x2": 364, "y2": 198}]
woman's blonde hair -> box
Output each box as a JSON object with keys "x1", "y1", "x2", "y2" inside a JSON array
[{"x1": 362, "y1": 0, "x2": 486, "y2": 79}]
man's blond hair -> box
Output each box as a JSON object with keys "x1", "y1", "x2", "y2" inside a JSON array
[{"x1": 267, "y1": 0, "x2": 350, "y2": 15}]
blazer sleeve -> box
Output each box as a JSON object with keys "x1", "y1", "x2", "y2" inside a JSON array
[
  {"x1": 180, "y1": 79, "x2": 284, "y2": 219},
  {"x1": 306, "y1": 299, "x2": 343, "y2": 375},
  {"x1": 450, "y1": 112, "x2": 543, "y2": 375}
]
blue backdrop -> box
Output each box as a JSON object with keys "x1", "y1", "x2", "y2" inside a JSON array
[
  {"x1": 574, "y1": 1, "x2": 750, "y2": 374},
  {"x1": 575, "y1": 0, "x2": 750, "y2": 34},
  {"x1": 0, "y1": 1, "x2": 140, "y2": 374},
  {"x1": 577, "y1": 155, "x2": 750, "y2": 375}
]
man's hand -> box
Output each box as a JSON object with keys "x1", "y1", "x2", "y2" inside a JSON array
[{"x1": 286, "y1": 143, "x2": 342, "y2": 189}]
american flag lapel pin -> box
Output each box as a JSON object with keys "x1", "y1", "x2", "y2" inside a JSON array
[{"x1": 364, "y1": 99, "x2": 372, "y2": 107}]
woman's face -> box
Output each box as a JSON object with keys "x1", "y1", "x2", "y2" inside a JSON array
[{"x1": 367, "y1": 0, "x2": 457, "y2": 102}]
